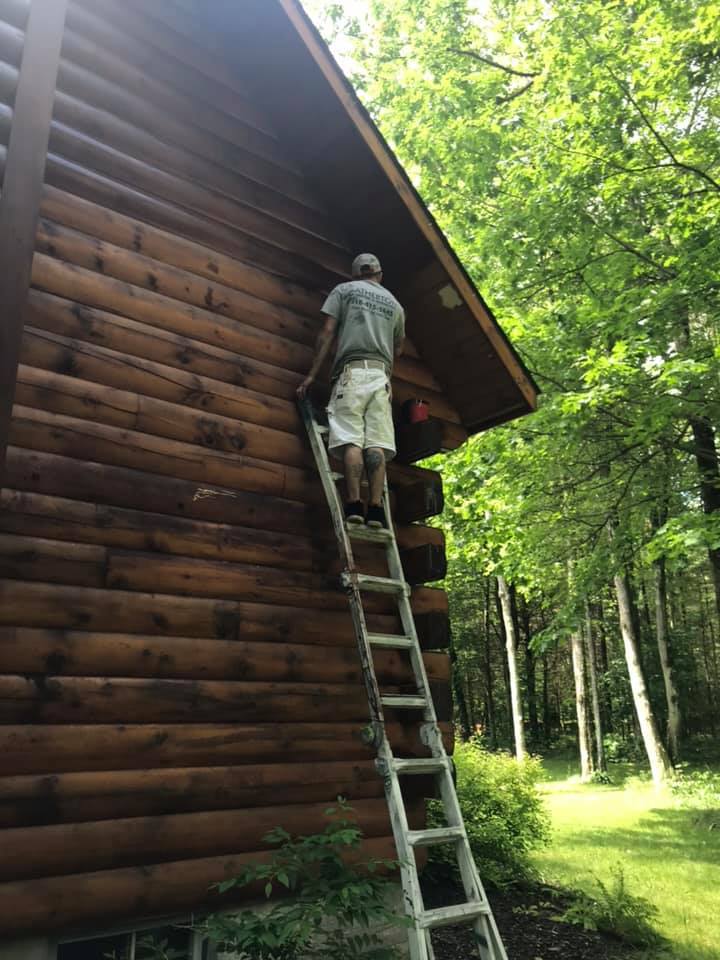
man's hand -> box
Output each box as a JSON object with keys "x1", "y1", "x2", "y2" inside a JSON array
[{"x1": 296, "y1": 376, "x2": 314, "y2": 400}]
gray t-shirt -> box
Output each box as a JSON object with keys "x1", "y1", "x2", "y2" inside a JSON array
[{"x1": 322, "y1": 279, "x2": 405, "y2": 381}]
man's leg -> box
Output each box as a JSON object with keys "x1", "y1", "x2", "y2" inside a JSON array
[
  {"x1": 364, "y1": 446, "x2": 386, "y2": 507},
  {"x1": 344, "y1": 444, "x2": 365, "y2": 503}
]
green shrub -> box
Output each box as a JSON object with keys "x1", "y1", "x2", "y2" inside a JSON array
[
  {"x1": 561, "y1": 867, "x2": 663, "y2": 948},
  {"x1": 197, "y1": 799, "x2": 408, "y2": 960},
  {"x1": 670, "y1": 767, "x2": 720, "y2": 808},
  {"x1": 428, "y1": 740, "x2": 551, "y2": 886},
  {"x1": 603, "y1": 733, "x2": 643, "y2": 763}
]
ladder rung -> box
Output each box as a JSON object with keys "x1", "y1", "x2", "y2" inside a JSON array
[
  {"x1": 356, "y1": 574, "x2": 406, "y2": 594},
  {"x1": 317, "y1": 425, "x2": 329, "y2": 436},
  {"x1": 381, "y1": 694, "x2": 426, "y2": 709},
  {"x1": 347, "y1": 525, "x2": 394, "y2": 543},
  {"x1": 331, "y1": 471, "x2": 344, "y2": 481},
  {"x1": 407, "y1": 826, "x2": 465, "y2": 847},
  {"x1": 368, "y1": 633, "x2": 414, "y2": 650},
  {"x1": 419, "y1": 901, "x2": 491, "y2": 930},
  {"x1": 392, "y1": 757, "x2": 447, "y2": 775}
]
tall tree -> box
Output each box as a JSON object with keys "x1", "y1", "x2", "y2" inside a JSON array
[
  {"x1": 497, "y1": 575, "x2": 527, "y2": 761},
  {"x1": 570, "y1": 628, "x2": 594, "y2": 780},
  {"x1": 584, "y1": 605, "x2": 607, "y2": 774}
]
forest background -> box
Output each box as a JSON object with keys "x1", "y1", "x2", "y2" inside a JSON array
[{"x1": 306, "y1": 0, "x2": 720, "y2": 782}]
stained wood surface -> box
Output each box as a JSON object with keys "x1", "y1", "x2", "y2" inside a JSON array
[
  {"x1": 0, "y1": 836, "x2": 402, "y2": 938},
  {"x1": 0, "y1": 0, "x2": 462, "y2": 934}
]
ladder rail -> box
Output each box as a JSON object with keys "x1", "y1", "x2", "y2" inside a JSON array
[
  {"x1": 299, "y1": 399, "x2": 386, "y2": 727},
  {"x1": 299, "y1": 397, "x2": 508, "y2": 960}
]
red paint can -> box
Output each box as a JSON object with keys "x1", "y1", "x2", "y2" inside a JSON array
[{"x1": 403, "y1": 399, "x2": 430, "y2": 424}]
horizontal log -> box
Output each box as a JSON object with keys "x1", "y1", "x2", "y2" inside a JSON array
[
  {"x1": 21, "y1": 299, "x2": 462, "y2": 465},
  {"x1": 11, "y1": 388, "x2": 437, "y2": 505},
  {"x1": 9, "y1": 404, "x2": 321, "y2": 506},
  {"x1": 0, "y1": 489, "x2": 442, "y2": 571},
  {"x1": 0, "y1": 760, "x2": 386, "y2": 827},
  {"x1": 23, "y1": 294, "x2": 301, "y2": 406},
  {"x1": 33, "y1": 214, "x2": 452, "y2": 413},
  {"x1": 0, "y1": 533, "x2": 105, "y2": 588},
  {"x1": 41, "y1": 118, "x2": 349, "y2": 278},
  {"x1": 0, "y1": 796, "x2": 419, "y2": 881},
  {"x1": 43, "y1": 148, "x2": 339, "y2": 290},
  {"x1": 0, "y1": 836, "x2": 400, "y2": 937},
  {"x1": 0, "y1": 580, "x2": 445, "y2": 647},
  {"x1": 36, "y1": 216, "x2": 319, "y2": 347},
  {"x1": 0, "y1": 721, "x2": 453, "y2": 775},
  {"x1": 69, "y1": 0, "x2": 273, "y2": 141},
  {"x1": 40, "y1": 183, "x2": 322, "y2": 316},
  {"x1": 0, "y1": 627, "x2": 449, "y2": 685},
  {"x1": 0, "y1": 674, "x2": 452, "y2": 725},
  {"x1": 31, "y1": 253, "x2": 314, "y2": 374},
  {"x1": 0, "y1": 530, "x2": 445, "y2": 622},
  {"x1": 54, "y1": 20, "x2": 321, "y2": 207},
  {"x1": 42, "y1": 121, "x2": 349, "y2": 283},
  {"x1": 34, "y1": 184, "x2": 463, "y2": 429},
  {"x1": 4, "y1": 446, "x2": 315, "y2": 538},
  {"x1": 14, "y1": 363, "x2": 308, "y2": 467},
  {"x1": 44, "y1": 86, "x2": 347, "y2": 251}
]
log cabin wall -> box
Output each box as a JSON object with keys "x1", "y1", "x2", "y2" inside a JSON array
[{"x1": 0, "y1": 0, "x2": 462, "y2": 940}]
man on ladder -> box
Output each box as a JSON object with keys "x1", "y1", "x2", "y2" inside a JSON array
[
  {"x1": 297, "y1": 253, "x2": 405, "y2": 529},
  {"x1": 297, "y1": 254, "x2": 508, "y2": 959}
]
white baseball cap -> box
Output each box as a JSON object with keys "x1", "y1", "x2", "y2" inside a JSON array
[{"x1": 352, "y1": 253, "x2": 382, "y2": 277}]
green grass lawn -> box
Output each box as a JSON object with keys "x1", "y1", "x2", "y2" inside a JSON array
[{"x1": 532, "y1": 758, "x2": 720, "y2": 960}]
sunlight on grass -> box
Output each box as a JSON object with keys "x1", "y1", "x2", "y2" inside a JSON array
[{"x1": 533, "y1": 760, "x2": 720, "y2": 960}]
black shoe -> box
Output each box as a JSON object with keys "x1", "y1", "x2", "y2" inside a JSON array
[
  {"x1": 366, "y1": 504, "x2": 387, "y2": 529},
  {"x1": 344, "y1": 501, "x2": 365, "y2": 524}
]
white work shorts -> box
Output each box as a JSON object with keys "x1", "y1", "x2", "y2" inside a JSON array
[{"x1": 327, "y1": 364, "x2": 396, "y2": 461}]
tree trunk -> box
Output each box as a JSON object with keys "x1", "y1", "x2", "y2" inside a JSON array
[
  {"x1": 497, "y1": 575, "x2": 526, "y2": 761},
  {"x1": 449, "y1": 633, "x2": 472, "y2": 741},
  {"x1": 483, "y1": 579, "x2": 498, "y2": 749},
  {"x1": 496, "y1": 586, "x2": 514, "y2": 746},
  {"x1": 584, "y1": 605, "x2": 606, "y2": 773},
  {"x1": 542, "y1": 652, "x2": 552, "y2": 746},
  {"x1": 654, "y1": 554, "x2": 682, "y2": 762},
  {"x1": 690, "y1": 416, "x2": 720, "y2": 621},
  {"x1": 570, "y1": 628, "x2": 594, "y2": 780},
  {"x1": 594, "y1": 599, "x2": 613, "y2": 732},
  {"x1": 520, "y1": 596, "x2": 540, "y2": 745},
  {"x1": 613, "y1": 565, "x2": 673, "y2": 783}
]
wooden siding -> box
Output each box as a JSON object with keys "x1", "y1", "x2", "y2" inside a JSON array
[{"x1": 0, "y1": 0, "x2": 458, "y2": 938}]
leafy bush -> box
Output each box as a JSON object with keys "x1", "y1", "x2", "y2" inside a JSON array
[
  {"x1": 670, "y1": 767, "x2": 720, "y2": 830},
  {"x1": 428, "y1": 740, "x2": 551, "y2": 886},
  {"x1": 561, "y1": 867, "x2": 663, "y2": 948},
  {"x1": 197, "y1": 799, "x2": 408, "y2": 960},
  {"x1": 670, "y1": 767, "x2": 720, "y2": 808},
  {"x1": 603, "y1": 733, "x2": 643, "y2": 763}
]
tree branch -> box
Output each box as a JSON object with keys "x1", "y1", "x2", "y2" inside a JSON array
[
  {"x1": 496, "y1": 80, "x2": 535, "y2": 104},
  {"x1": 448, "y1": 48, "x2": 539, "y2": 78}
]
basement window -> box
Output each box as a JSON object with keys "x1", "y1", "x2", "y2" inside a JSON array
[{"x1": 57, "y1": 927, "x2": 212, "y2": 960}]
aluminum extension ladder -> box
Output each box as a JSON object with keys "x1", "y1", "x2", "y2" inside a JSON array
[{"x1": 300, "y1": 398, "x2": 508, "y2": 960}]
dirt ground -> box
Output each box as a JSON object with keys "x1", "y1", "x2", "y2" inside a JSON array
[{"x1": 423, "y1": 879, "x2": 632, "y2": 960}]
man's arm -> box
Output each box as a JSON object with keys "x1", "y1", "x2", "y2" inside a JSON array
[
  {"x1": 296, "y1": 313, "x2": 338, "y2": 399},
  {"x1": 394, "y1": 305, "x2": 406, "y2": 359}
]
